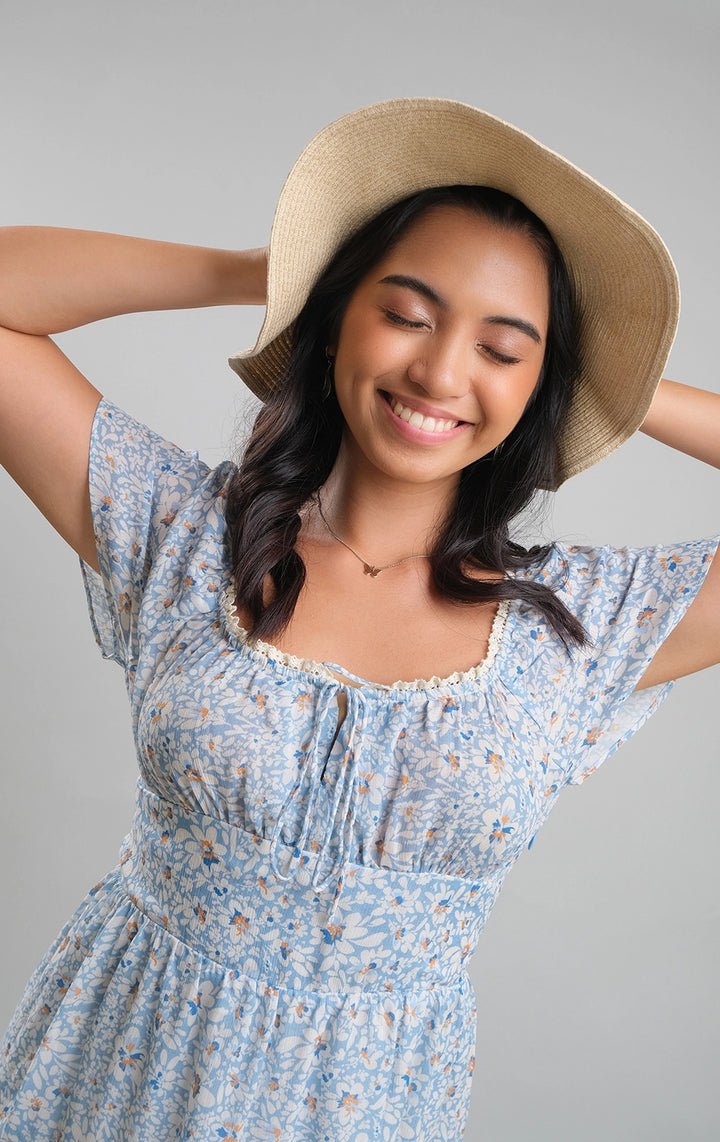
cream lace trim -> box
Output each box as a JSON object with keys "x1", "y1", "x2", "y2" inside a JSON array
[{"x1": 220, "y1": 585, "x2": 509, "y2": 692}]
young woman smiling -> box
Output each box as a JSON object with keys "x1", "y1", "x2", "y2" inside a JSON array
[{"x1": 0, "y1": 100, "x2": 718, "y2": 1141}]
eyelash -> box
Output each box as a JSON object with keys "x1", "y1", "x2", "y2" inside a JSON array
[
  {"x1": 383, "y1": 310, "x2": 521, "y2": 365},
  {"x1": 484, "y1": 347, "x2": 521, "y2": 366},
  {"x1": 384, "y1": 309, "x2": 427, "y2": 329}
]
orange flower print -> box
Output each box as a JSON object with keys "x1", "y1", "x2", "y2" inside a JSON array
[
  {"x1": 659, "y1": 553, "x2": 681, "y2": 572},
  {"x1": 320, "y1": 923, "x2": 345, "y2": 945},
  {"x1": 118, "y1": 1043, "x2": 143, "y2": 1069},
  {"x1": 402, "y1": 1069, "x2": 417, "y2": 1094},
  {"x1": 490, "y1": 815, "x2": 513, "y2": 843},
  {"x1": 337, "y1": 1090, "x2": 360, "y2": 1121},
  {"x1": 200, "y1": 840, "x2": 219, "y2": 868},
  {"x1": 485, "y1": 750, "x2": 504, "y2": 776},
  {"x1": 637, "y1": 605, "x2": 657, "y2": 627},
  {"x1": 231, "y1": 912, "x2": 251, "y2": 937}
]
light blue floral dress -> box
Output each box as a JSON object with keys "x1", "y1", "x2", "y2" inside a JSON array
[{"x1": 1, "y1": 400, "x2": 716, "y2": 1141}]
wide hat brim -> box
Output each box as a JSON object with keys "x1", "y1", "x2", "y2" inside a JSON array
[{"x1": 229, "y1": 97, "x2": 679, "y2": 486}]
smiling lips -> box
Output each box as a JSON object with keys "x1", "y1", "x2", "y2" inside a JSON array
[{"x1": 386, "y1": 394, "x2": 464, "y2": 434}]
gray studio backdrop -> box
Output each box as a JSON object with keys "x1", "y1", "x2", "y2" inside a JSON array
[{"x1": 1, "y1": 2, "x2": 718, "y2": 1139}]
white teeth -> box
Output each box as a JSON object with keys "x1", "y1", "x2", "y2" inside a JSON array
[{"x1": 389, "y1": 397, "x2": 459, "y2": 433}]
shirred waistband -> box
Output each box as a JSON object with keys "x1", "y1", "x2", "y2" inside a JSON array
[{"x1": 119, "y1": 781, "x2": 499, "y2": 995}]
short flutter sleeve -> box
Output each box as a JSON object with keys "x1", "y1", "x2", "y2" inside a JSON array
[
  {"x1": 80, "y1": 399, "x2": 220, "y2": 673},
  {"x1": 544, "y1": 539, "x2": 718, "y2": 785}
]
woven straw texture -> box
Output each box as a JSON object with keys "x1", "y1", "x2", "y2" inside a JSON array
[{"x1": 229, "y1": 98, "x2": 679, "y2": 485}]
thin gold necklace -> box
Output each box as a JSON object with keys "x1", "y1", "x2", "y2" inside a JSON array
[{"x1": 314, "y1": 493, "x2": 430, "y2": 578}]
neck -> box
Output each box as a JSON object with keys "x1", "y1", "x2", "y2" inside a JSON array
[{"x1": 307, "y1": 436, "x2": 459, "y2": 565}]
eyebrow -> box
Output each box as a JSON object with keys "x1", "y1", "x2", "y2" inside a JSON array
[
  {"x1": 484, "y1": 314, "x2": 543, "y2": 345},
  {"x1": 378, "y1": 274, "x2": 543, "y2": 344},
  {"x1": 378, "y1": 274, "x2": 447, "y2": 309}
]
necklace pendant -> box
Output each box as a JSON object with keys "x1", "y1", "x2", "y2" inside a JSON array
[{"x1": 363, "y1": 563, "x2": 382, "y2": 578}]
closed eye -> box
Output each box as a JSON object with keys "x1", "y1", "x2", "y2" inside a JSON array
[
  {"x1": 383, "y1": 309, "x2": 428, "y2": 329},
  {"x1": 384, "y1": 308, "x2": 522, "y2": 362},
  {"x1": 481, "y1": 345, "x2": 522, "y2": 365}
]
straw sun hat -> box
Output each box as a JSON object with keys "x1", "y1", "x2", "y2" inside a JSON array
[{"x1": 229, "y1": 98, "x2": 679, "y2": 485}]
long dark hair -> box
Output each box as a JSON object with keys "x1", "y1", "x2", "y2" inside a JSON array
[{"x1": 225, "y1": 185, "x2": 587, "y2": 647}]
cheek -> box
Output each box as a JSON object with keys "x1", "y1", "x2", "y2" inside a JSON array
[
  {"x1": 336, "y1": 332, "x2": 382, "y2": 378},
  {"x1": 484, "y1": 368, "x2": 541, "y2": 422}
]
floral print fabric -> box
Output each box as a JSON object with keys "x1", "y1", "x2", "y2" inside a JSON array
[{"x1": 1, "y1": 399, "x2": 716, "y2": 1140}]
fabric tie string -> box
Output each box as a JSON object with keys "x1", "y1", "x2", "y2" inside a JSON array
[{"x1": 268, "y1": 683, "x2": 364, "y2": 891}]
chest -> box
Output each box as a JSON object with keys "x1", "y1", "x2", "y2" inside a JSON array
[{"x1": 232, "y1": 557, "x2": 503, "y2": 689}]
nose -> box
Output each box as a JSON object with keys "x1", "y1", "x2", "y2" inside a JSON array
[{"x1": 405, "y1": 330, "x2": 471, "y2": 399}]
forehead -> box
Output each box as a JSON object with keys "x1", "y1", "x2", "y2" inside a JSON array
[{"x1": 368, "y1": 204, "x2": 550, "y2": 319}]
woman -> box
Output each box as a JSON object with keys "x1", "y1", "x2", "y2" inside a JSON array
[{"x1": 0, "y1": 98, "x2": 717, "y2": 1140}]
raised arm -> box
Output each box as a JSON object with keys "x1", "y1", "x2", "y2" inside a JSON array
[
  {"x1": 0, "y1": 227, "x2": 266, "y2": 570},
  {"x1": 639, "y1": 377, "x2": 720, "y2": 469},
  {"x1": 635, "y1": 378, "x2": 720, "y2": 688}
]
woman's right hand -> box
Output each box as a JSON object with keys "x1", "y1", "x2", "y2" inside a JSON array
[{"x1": 0, "y1": 228, "x2": 266, "y2": 570}]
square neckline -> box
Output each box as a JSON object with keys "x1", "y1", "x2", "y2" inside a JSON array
[{"x1": 219, "y1": 584, "x2": 510, "y2": 694}]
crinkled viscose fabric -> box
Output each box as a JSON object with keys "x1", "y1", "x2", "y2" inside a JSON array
[{"x1": 1, "y1": 400, "x2": 716, "y2": 1141}]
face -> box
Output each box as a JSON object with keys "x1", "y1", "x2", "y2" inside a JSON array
[{"x1": 331, "y1": 205, "x2": 550, "y2": 495}]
